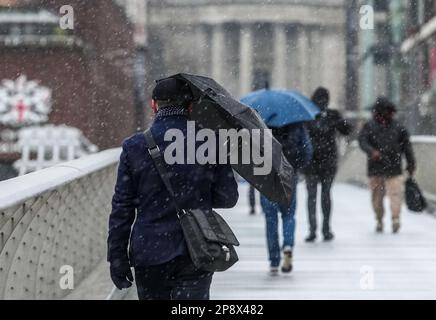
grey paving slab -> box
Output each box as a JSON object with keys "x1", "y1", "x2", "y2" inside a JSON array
[
  {"x1": 211, "y1": 183, "x2": 436, "y2": 300},
  {"x1": 68, "y1": 183, "x2": 436, "y2": 300}
]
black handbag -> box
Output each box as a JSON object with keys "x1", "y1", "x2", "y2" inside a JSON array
[
  {"x1": 144, "y1": 129, "x2": 240, "y2": 272},
  {"x1": 405, "y1": 177, "x2": 427, "y2": 213}
]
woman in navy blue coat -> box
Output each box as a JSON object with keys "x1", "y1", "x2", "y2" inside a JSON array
[{"x1": 107, "y1": 79, "x2": 239, "y2": 300}]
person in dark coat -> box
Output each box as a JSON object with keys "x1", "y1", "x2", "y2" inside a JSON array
[
  {"x1": 248, "y1": 185, "x2": 257, "y2": 215},
  {"x1": 304, "y1": 87, "x2": 352, "y2": 242},
  {"x1": 358, "y1": 97, "x2": 416, "y2": 234},
  {"x1": 107, "y1": 78, "x2": 239, "y2": 300}
]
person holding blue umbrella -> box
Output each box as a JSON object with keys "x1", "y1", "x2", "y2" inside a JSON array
[{"x1": 241, "y1": 87, "x2": 316, "y2": 275}]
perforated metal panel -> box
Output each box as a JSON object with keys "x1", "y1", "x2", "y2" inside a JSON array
[{"x1": 0, "y1": 164, "x2": 117, "y2": 300}]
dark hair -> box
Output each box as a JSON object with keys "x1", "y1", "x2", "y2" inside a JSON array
[
  {"x1": 155, "y1": 98, "x2": 191, "y2": 109},
  {"x1": 152, "y1": 78, "x2": 193, "y2": 108},
  {"x1": 311, "y1": 87, "x2": 330, "y2": 109},
  {"x1": 372, "y1": 97, "x2": 397, "y2": 114}
]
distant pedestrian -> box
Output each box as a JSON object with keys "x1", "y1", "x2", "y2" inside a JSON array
[
  {"x1": 261, "y1": 123, "x2": 312, "y2": 275},
  {"x1": 107, "y1": 78, "x2": 239, "y2": 300},
  {"x1": 358, "y1": 97, "x2": 416, "y2": 233},
  {"x1": 304, "y1": 87, "x2": 352, "y2": 242},
  {"x1": 249, "y1": 185, "x2": 256, "y2": 215}
]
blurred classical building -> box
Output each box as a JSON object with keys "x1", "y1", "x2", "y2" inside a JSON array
[{"x1": 122, "y1": 0, "x2": 347, "y2": 110}]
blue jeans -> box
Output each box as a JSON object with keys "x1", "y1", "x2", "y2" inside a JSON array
[{"x1": 261, "y1": 180, "x2": 297, "y2": 268}]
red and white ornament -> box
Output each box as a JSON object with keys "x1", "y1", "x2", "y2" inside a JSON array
[{"x1": 0, "y1": 75, "x2": 52, "y2": 127}]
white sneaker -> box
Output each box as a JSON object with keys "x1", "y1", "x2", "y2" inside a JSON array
[
  {"x1": 393, "y1": 218, "x2": 401, "y2": 234},
  {"x1": 376, "y1": 220, "x2": 383, "y2": 233},
  {"x1": 281, "y1": 246, "x2": 293, "y2": 273}
]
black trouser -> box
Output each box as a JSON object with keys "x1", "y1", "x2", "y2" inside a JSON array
[
  {"x1": 134, "y1": 255, "x2": 213, "y2": 300},
  {"x1": 306, "y1": 174, "x2": 335, "y2": 235},
  {"x1": 249, "y1": 185, "x2": 256, "y2": 213}
]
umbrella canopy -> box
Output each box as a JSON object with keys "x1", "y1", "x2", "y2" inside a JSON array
[
  {"x1": 240, "y1": 89, "x2": 320, "y2": 127},
  {"x1": 163, "y1": 73, "x2": 294, "y2": 207}
]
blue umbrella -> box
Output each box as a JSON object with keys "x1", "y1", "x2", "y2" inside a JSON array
[{"x1": 240, "y1": 89, "x2": 320, "y2": 127}]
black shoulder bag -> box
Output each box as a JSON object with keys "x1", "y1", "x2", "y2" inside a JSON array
[
  {"x1": 405, "y1": 177, "x2": 427, "y2": 213},
  {"x1": 144, "y1": 129, "x2": 240, "y2": 272}
]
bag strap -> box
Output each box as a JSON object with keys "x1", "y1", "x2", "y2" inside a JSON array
[{"x1": 144, "y1": 129, "x2": 185, "y2": 218}]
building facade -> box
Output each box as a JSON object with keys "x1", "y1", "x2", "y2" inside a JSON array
[
  {"x1": 356, "y1": 0, "x2": 436, "y2": 134},
  {"x1": 401, "y1": 0, "x2": 436, "y2": 134},
  {"x1": 0, "y1": 0, "x2": 137, "y2": 150},
  {"x1": 138, "y1": 0, "x2": 347, "y2": 110}
]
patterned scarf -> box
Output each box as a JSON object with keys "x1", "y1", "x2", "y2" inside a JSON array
[{"x1": 156, "y1": 105, "x2": 189, "y2": 119}]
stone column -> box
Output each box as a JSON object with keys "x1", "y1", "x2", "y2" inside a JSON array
[
  {"x1": 195, "y1": 24, "x2": 209, "y2": 76},
  {"x1": 287, "y1": 27, "x2": 299, "y2": 89},
  {"x1": 211, "y1": 24, "x2": 225, "y2": 83},
  {"x1": 272, "y1": 24, "x2": 287, "y2": 88},
  {"x1": 309, "y1": 27, "x2": 322, "y2": 91},
  {"x1": 239, "y1": 24, "x2": 254, "y2": 95},
  {"x1": 322, "y1": 28, "x2": 347, "y2": 109},
  {"x1": 297, "y1": 26, "x2": 310, "y2": 94}
]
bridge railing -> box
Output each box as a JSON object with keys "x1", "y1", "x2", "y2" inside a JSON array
[
  {"x1": 338, "y1": 136, "x2": 436, "y2": 204},
  {"x1": 0, "y1": 148, "x2": 120, "y2": 300}
]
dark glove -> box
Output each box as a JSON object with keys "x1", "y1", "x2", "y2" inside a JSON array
[
  {"x1": 110, "y1": 259, "x2": 133, "y2": 290},
  {"x1": 371, "y1": 150, "x2": 382, "y2": 161}
]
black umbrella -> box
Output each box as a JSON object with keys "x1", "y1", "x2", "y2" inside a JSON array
[{"x1": 163, "y1": 73, "x2": 295, "y2": 207}]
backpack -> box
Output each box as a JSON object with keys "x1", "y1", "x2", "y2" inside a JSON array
[
  {"x1": 144, "y1": 129, "x2": 240, "y2": 272},
  {"x1": 272, "y1": 124, "x2": 306, "y2": 169}
]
